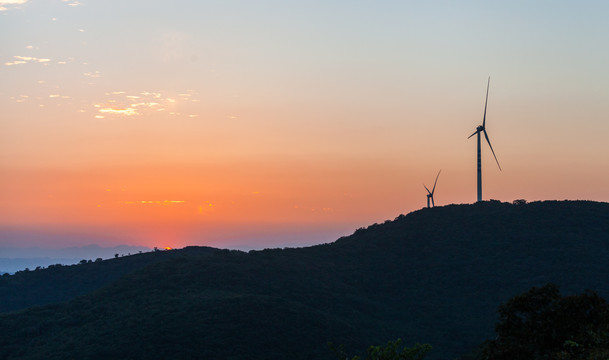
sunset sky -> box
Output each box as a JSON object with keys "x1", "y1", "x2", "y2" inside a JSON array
[{"x1": 2, "y1": 1, "x2": 608, "y2": 250}]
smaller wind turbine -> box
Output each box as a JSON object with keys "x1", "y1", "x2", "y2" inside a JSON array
[{"x1": 423, "y1": 170, "x2": 441, "y2": 208}]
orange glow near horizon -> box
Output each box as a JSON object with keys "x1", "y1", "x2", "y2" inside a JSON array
[
  {"x1": 0, "y1": 158, "x2": 429, "y2": 248},
  {"x1": 1, "y1": 1, "x2": 609, "y2": 250},
  {"x1": 3, "y1": 154, "x2": 607, "y2": 249}
]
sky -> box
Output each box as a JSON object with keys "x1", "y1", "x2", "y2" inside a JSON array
[{"x1": 1, "y1": 0, "x2": 608, "y2": 250}]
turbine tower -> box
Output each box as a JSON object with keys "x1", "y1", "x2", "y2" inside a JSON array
[
  {"x1": 468, "y1": 77, "x2": 501, "y2": 202},
  {"x1": 423, "y1": 170, "x2": 441, "y2": 208}
]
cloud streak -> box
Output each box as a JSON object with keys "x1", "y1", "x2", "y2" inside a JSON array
[
  {"x1": 61, "y1": 0, "x2": 81, "y2": 6},
  {"x1": 98, "y1": 107, "x2": 138, "y2": 116},
  {"x1": 4, "y1": 55, "x2": 51, "y2": 66},
  {"x1": 0, "y1": 0, "x2": 27, "y2": 11},
  {"x1": 92, "y1": 90, "x2": 199, "y2": 118}
]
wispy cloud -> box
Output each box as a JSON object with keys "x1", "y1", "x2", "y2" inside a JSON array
[
  {"x1": 92, "y1": 90, "x2": 200, "y2": 119},
  {"x1": 10, "y1": 95, "x2": 29, "y2": 103},
  {"x1": 4, "y1": 55, "x2": 51, "y2": 66},
  {"x1": 98, "y1": 107, "x2": 138, "y2": 116},
  {"x1": 83, "y1": 71, "x2": 101, "y2": 78},
  {"x1": 131, "y1": 102, "x2": 161, "y2": 108},
  {"x1": 61, "y1": 0, "x2": 81, "y2": 6},
  {"x1": 4, "y1": 61, "x2": 27, "y2": 66},
  {"x1": 0, "y1": 0, "x2": 28, "y2": 11},
  {"x1": 48, "y1": 94, "x2": 71, "y2": 99},
  {"x1": 15, "y1": 56, "x2": 50, "y2": 62}
]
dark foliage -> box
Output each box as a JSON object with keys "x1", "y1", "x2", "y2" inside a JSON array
[
  {"x1": 0, "y1": 201, "x2": 608, "y2": 360},
  {"x1": 332, "y1": 339, "x2": 432, "y2": 360},
  {"x1": 477, "y1": 284, "x2": 609, "y2": 359},
  {"x1": 0, "y1": 246, "x2": 217, "y2": 313}
]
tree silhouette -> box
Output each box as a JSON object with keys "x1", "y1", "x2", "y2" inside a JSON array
[
  {"x1": 332, "y1": 339, "x2": 431, "y2": 360},
  {"x1": 478, "y1": 283, "x2": 609, "y2": 360}
]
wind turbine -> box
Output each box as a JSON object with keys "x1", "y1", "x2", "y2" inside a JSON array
[
  {"x1": 423, "y1": 170, "x2": 441, "y2": 208},
  {"x1": 468, "y1": 77, "x2": 501, "y2": 202}
]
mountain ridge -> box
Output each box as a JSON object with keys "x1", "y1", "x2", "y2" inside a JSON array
[
  {"x1": 1, "y1": 200, "x2": 608, "y2": 360},
  {"x1": 0, "y1": 244, "x2": 152, "y2": 274}
]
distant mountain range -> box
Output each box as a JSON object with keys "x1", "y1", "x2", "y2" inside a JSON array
[
  {"x1": 0, "y1": 244, "x2": 151, "y2": 274},
  {"x1": 1, "y1": 200, "x2": 608, "y2": 360}
]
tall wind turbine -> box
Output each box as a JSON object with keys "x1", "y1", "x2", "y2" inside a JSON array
[
  {"x1": 468, "y1": 77, "x2": 501, "y2": 202},
  {"x1": 424, "y1": 170, "x2": 441, "y2": 208}
]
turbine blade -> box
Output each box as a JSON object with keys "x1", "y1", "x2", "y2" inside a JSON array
[
  {"x1": 468, "y1": 129, "x2": 479, "y2": 139},
  {"x1": 431, "y1": 196, "x2": 435, "y2": 207},
  {"x1": 423, "y1": 184, "x2": 431, "y2": 194},
  {"x1": 483, "y1": 129, "x2": 502, "y2": 171},
  {"x1": 482, "y1": 77, "x2": 490, "y2": 128},
  {"x1": 431, "y1": 170, "x2": 441, "y2": 194}
]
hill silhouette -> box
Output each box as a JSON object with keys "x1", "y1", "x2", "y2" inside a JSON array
[
  {"x1": 0, "y1": 246, "x2": 217, "y2": 313},
  {"x1": 0, "y1": 200, "x2": 608, "y2": 360}
]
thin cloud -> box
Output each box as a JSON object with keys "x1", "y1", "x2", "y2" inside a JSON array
[
  {"x1": 61, "y1": 0, "x2": 81, "y2": 6},
  {"x1": 0, "y1": 0, "x2": 28, "y2": 11},
  {"x1": 4, "y1": 61, "x2": 27, "y2": 66},
  {"x1": 92, "y1": 90, "x2": 200, "y2": 118},
  {"x1": 83, "y1": 71, "x2": 101, "y2": 78},
  {"x1": 15, "y1": 56, "x2": 51, "y2": 62},
  {"x1": 4, "y1": 55, "x2": 51, "y2": 66},
  {"x1": 131, "y1": 102, "x2": 161, "y2": 108},
  {"x1": 98, "y1": 107, "x2": 138, "y2": 116},
  {"x1": 12, "y1": 95, "x2": 28, "y2": 103}
]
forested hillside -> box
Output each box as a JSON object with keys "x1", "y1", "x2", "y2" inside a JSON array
[
  {"x1": 0, "y1": 246, "x2": 217, "y2": 313},
  {"x1": 1, "y1": 200, "x2": 608, "y2": 360}
]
